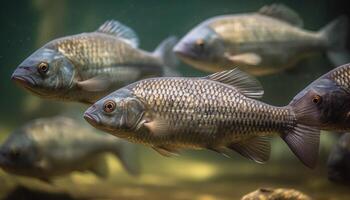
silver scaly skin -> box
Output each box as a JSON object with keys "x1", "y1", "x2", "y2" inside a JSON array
[
  {"x1": 174, "y1": 4, "x2": 348, "y2": 76},
  {"x1": 11, "y1": 20, "x2": 178, "y2": 104},
  {"x1": 85, "y1": 69, "x2": 320, "y2": 168}
]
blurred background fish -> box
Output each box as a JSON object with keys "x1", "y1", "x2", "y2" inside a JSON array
[
  {"x1": 327, "y1": 133, "x2": 350, "y2": 184},
  {"x1": 174, "y1": 4, "x2": 349, "y2": 76},
  {"x1": 11, "y1": 20, "x2": 179, "y2": 104},
  {"x1": 0, "y1": 116, "x2": 140, "y2": 182}
]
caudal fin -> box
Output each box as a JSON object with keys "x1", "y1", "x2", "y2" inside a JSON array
[
  {"x1": 112, "y1": 140, "x2": 140, "y2": 176},
  {"x1": 319, "y1": 16, "x2": 350, "y2": 66},
  {"x1": 153, "y1": 36, "x2": 180, "y2": 76},
  {"x1": 283, "y1": 98, "x2": 321, "y2": 168}
]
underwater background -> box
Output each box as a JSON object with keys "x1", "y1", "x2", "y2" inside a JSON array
[{"x1": 0, "y1": 0, "x2": 350, "y2": 199}]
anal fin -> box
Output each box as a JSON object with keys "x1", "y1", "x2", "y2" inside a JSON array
[
  {"x1": 228, "y1": 136, "x2": 271, "y2": 163},
  {"x1": 152, "y1": 146, "x2": 179, "y2": 157}
]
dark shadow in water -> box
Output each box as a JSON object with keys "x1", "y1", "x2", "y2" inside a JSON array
[{"x1": 2, "y1": 186, "x2": 75, "y2": 200}]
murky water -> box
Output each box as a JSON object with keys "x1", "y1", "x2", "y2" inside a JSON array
[{"x1": 0, "y1": 1, "x2": 349, "y2": 199}]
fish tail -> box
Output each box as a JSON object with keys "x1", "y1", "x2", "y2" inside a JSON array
[
  {"x1": 281, "y1": 103, "x2": 321, "y2": 169},
  {"x1": 153, "y1": 36, "x2": 180, "y2": 76},
  {"x1": 319, "y1": 16, "x2": 350, "y2": 66},
  {"x1": 111, "y1": 140, "x2": 140, "y2": 176}
]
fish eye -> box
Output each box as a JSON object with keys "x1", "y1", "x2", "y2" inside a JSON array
[
  {"x1": 37, "y1": 62, "x2": 49, "y2": 74},
  {"x1": 312, "y1": 95, "x2": 322, "y2": 104},
  {"x1": 103, "y1": 100, "x2": 116, "y2": 113},
  {"x1": 196, "y1": 39, "x2": 205, "y2": 47}
]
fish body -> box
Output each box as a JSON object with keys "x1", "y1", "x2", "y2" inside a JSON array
[
  {"x1": 174, "y1": 4, "x2": 348, "y2": 75},
  {"x1": 289, "y1": 63, "x2": 350, "y2": 131},
  {"x1": 11, "y1": 20, "x2": 178, "y2": 104},
  {"x1": 327, "y1": 133, "x2": 350, "y2": 184},
  {"x1": 241, "y1": 188, "x2": 312, "y2": 200},
  {"x1": 0, "y1": 116, "x2": 139, "y2": 181},
  {"x1": 84, "y1": 69, "x2": 320, "y2": 168}
]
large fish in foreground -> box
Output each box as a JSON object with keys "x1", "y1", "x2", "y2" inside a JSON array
[
  {"x1": 327, "y1": 133, "x2": 350, "y2": 184},
  {"x1": 0, "y1": 116, "x2": 139, "y2": 182},
  {"x1": 11, "y1": 20, "x2": 178, "y2": 104},
  {"x1": 289, "y1": 63, "x2": 350, "y2": 131},
  {"x1": 174, "y1": 4, "x2": 348, "y2": 76},
  {"x1": 84, "y1": 69, "x2": 320, "y2": 168}
]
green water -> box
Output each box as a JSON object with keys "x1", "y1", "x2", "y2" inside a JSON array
[{"x1": 0, "y1": 0, "x2": 349, "y2": 199}]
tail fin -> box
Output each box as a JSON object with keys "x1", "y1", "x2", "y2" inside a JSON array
[
  {"x1": 282, "y1": 100, "x2": 321, "y2": 168},
  {"x1": 111, "y1": 140, "x2": 140, "y2": 176},
  {"x1": 153, "y1": 36, "x2": 181, "y2": 76},
  {"x1": 319, "y1": 16, "x2": 350, "y2": 66}
]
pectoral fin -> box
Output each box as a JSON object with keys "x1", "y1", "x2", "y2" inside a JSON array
[
  {"x1": 225, "y1": 53, "x2": 262, "y2": 66},
  {"x1": 77, "y1": 76, "x2": 112, "y2": 92},
  {"x1": 143, "y1": 118, "x2": 170, "y2": 136},
  {"x1": 228, "y1": 136, "x2": 271, "y2": 163}
]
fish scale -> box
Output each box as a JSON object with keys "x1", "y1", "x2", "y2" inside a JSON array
[
  {"x1": 131, "y1": 78, "x2": 295, "y2": 147},
  {"x1": 85, "y1": 69, "x2": 321, "y2": 167}
]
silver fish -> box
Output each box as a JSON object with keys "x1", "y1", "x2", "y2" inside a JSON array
[
  {"x1": 84, "y1": 69, "x2": 320, "y2": 168},
  {"x1": 289, "y1": 63, "x2": 350, "y2": 131},
  {"x1": 11, "y1": 20, "x2": 178, "y2": 104},
  {"x1": 327, "y1": 133, "x2": 350, "y2": 184},
  {"x1": 174, "y1": 4, "x2": 348, "y2": 76},
  {"x1": 0, "y1": 116, "x2": 139, "y2": 182}
]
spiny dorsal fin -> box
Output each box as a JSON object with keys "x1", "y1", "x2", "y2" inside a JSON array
[
  {"x1": 205, "y1": 68, "x2": 264, "y2": 99},
  {"x1": 258, "y1": 4, "x2": 304, "y2": 27},
  {"x1": 97, "y1": 20, "x2": 139, "y2": 47},
  {"x1": 228, "y1": 136, "x2": 271, "y2": 163}
]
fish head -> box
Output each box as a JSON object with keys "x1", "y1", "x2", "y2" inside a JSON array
[
  {"x1": 11, "y1": 47, "x2": 75, "y2": 98},
  {"x1": 174, "y1": 26, "x2": 225, "y2": 71},
  {"x1": 290, "y1": 77, "x2": 350, "y2": 131},
  {"x1": 0, "y1": 128, "x2": 42, "y2": 175},
  {"x1": 84, "y1": 88, "x2": 145, "y2": 138},
  {"x1": 327, "y1": 133, "x2": 350, "y2": 184}
]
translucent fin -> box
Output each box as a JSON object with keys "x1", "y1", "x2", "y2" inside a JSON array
[
  {"x1": 153, "y1": 36, "x2": 179, "y2": 68},
  {"x1": 228, "y1": 136, "x2": 271, "y2": 163},
  {"x1": 97, "y1": 20, "x2": 139, "y2": 47},
  {"x1": 152, "y1": 146, "x2": 179, "y2": 157},
  {"x1": 143, "y1": 118, "x2": 170, "y2": 136},
  {"x1": 205, "y1": 68, "x2": 264, "y2": 99},
  {"x1": 89, "y1": 156, "x2": 109, "y2": 178},
  {"x1": 319, "y1": 16, "x2": 350, "y2": 66},
  {"x1": 258, "y1": 4, "x2": 303, "y2": 27},
  {"x1": 225, "y1": 52, "x2": 262, "y2": 66},
  {"x1": 77, "y1": 76, "x2": 112, "y2": 92},
  {"x1": 281, "y1": 124, "x2": 320, "y2": 168},
  {"x1": 112, "y1": 141, "x2": 140, "y2": 176}
]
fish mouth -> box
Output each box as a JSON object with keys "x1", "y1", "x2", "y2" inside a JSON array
[
  {"x1": 84, "y1": 112, "x2": 101, "y2": 128},
  {"x1": 173, "y1": 43, "x2": 198, "y2": 60},
  {"x1": 11, "y1": 75, "x2": 36, "y2": 88}
]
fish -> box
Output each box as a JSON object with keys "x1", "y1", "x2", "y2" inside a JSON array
[
  {"x1": 289, "y1": 63, "x2": 350, "y2": 131},
  {"x1": 173, "y1": 4, "x2": 348, "y2": 76},
  {"x1": 241, "y1": 188, "x2": 312, "y2": 200},
  {"x1": 11, "y1": 20, "x2": 179, "y2": 104},
  {"x1": 0, "y1": 116, "x2": 139, "y2": 182},
  {"x1": 84, "y1": 68, "x2": 320, "y2": 168},
  {"x1": 327, "y1": 133, "x2": 350, "y2": 184}
]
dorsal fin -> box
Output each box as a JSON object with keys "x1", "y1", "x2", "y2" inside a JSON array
[
  {"x1": 205, "y1": 68, "x2": 264, "y2": 99},
  {"x1": 258, "y1": 4, "x2": 303, "y2": 27},
  {"x1": 97, "y1": 20, "x2": 139, "y2": 47}
]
